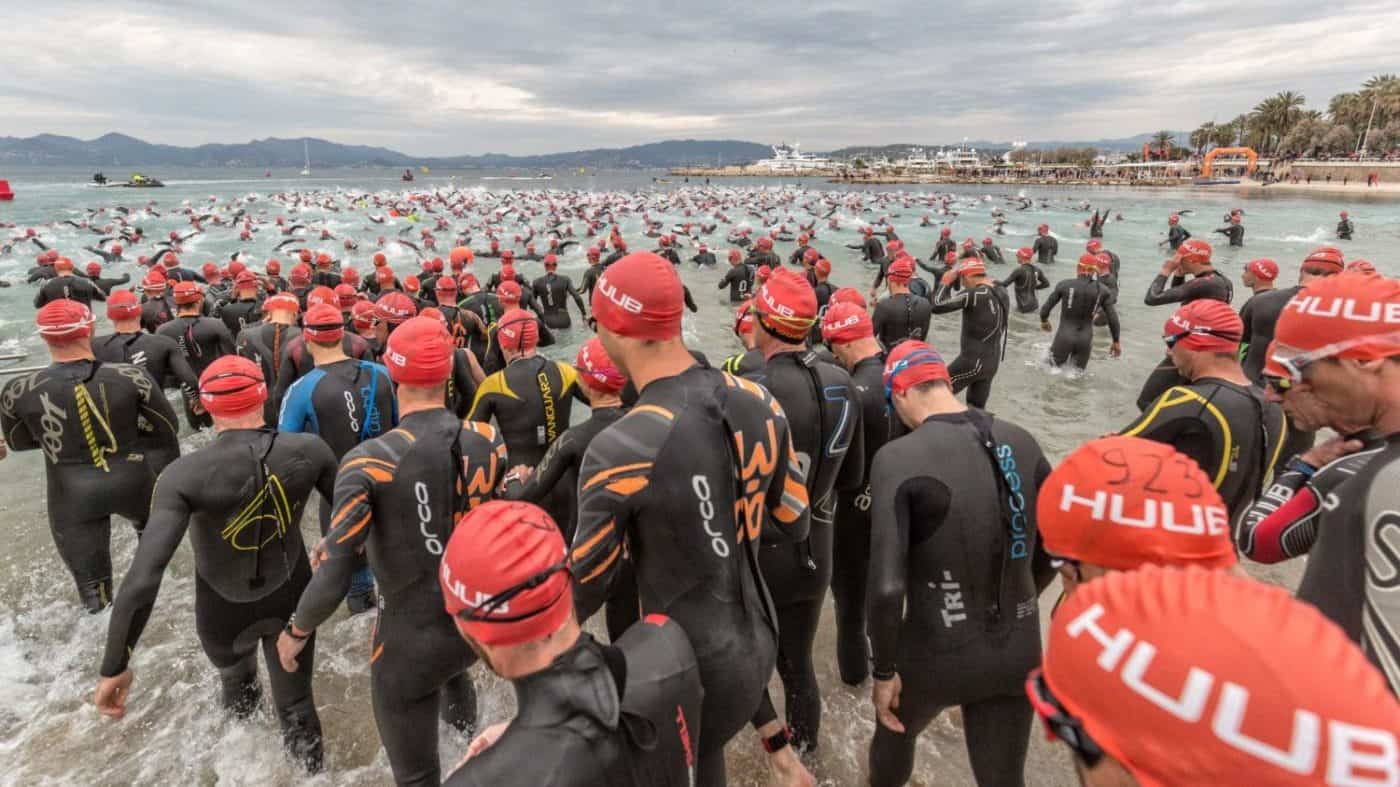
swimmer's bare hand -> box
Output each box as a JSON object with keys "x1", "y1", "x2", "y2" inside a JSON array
[
  {"x1": 277, "y1": 628, "x2": 309, "y2": 673},
  {"x1": 1110, "y1": 341, "x2": 1122, "y2": 358},
  {"x1": 1040, "y1": 321, "x2": 1052, "y2": 333},
  {"x1": 462, "y1": 721, "x2": 509, "y2": 764},
  {"x1": 872, "y1": 674, "x2": 905, "y2": 733},
  {"x1": 1301, "y1": 437, "x2": 1365, "y2": 469},
  {"x1": 95, "y1": 670, "x2": 133, "y2": 719},
  {"x1": 309, "y1": 538, "x2": 328, "y2": 570}
]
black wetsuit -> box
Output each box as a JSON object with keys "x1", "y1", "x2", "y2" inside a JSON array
[
  {"x1": 459, "y1": 291, "x2": 504, "y2": 363},
  {"x1": 1121, "y1": 378, "x2": 1287, "y2": 520},
  {"x1": 92, "y1": 331, "x2": 200, "y2": 400},
  {"x1": 1337, "y1": 219, "x2": 1354, "y2": 240},
  {"x1": 996, "y1": 264, "x2": 1050, "y2": 314},
  {"x1": 867, "y1": 409, "x2": 1054, "y2": 787},
  {"x1": 502, "y1": 405, "x2": 624, "y2": 545},
  {"x1": 1166, "y1": 224, "x2": 1191, "y2": 251},
  {"x1": 291, "y1": 410, "x2": 506, "y2": 787},
  {"x1": 35, "y1": 275, "x2": 106, "y2": 308},
  {"x1": 718, "y1": 265, "x2": 754, "y2": 303},
  {"x1": 310, "y1": 270, "x2": 342, "y2": 289},
  {"x1": 1238, "y1": 286, "x2": 1300, "y2": 386},
  {"x1": 100, "y1": 429, "x2": 335, "y2": 770},
  {"x1": 215, "y1": 298, "x2": 264, "y2": 338},
  {"x1": 581, "y1": 265, "x2": 603, "y2": 298},
  {"x1": 857, "y1": 237, "x2": 885, "y2": 265},
  {"x1": 1214, "y1": 224, "x2": 1245, "y2": 247},
  {"x1": 692, "y1": 251, "x2": 717, "y2": 267},
  {"x1": 433, "y1": 303, "x2": 477, "y2": 351},
  {"x1": 445, "y1": 348, "x2": 480, "y2": 420},
  {"x1": 747, "y1": 249, "x2": 781, "y2": 269},
  {"x1": 444, "y1": 617, "x2": 704, "y2": 787},
  {"x1": 480, "y1": 319, "x2": 557, "y2": 377},
  {"x1": 788, "y1": 244, "x2": 813, "y2": 267},
  {"x1": 271, "y1": 333, "x2": 374, "y2": 415},
  {"x1": 931, "y1": 282, "x2": 1009, "y2": 409},
  {"x1": 0, "y1": 360, "x2": 181, "y2": 610},
  {"x1": 571, "y1": 364, "x2": 810, "y2": 787},
  {"x1": 278, "y1": 359, "x2": 397, "y2": 461},
  {"x1": 141, "y1": 296, "x2": 175, "y2": 334},
  {"x1": 157, "y1": 314, "x2": 236, "y2": 429},
  {"x1": 1294, "y1": 431, "x2": 1400, "y2": 694},
  {"x1": 657, "y1": 248, "x2": 683, "y2": 266},
  {"x1": 979, "y1": 244, "x2": 1006, "y2": 265},
  {"x1": 530, "y1": 273, "x2": 587, "y2": 330},
  {"x1": 720, "y1": 348, "x2": 765, "y2": 377},
  {"x1": 1137, "y1": 270, "x2": 1234, "y2": 410},
  {"x1": 91, "y1": 274, "x2": 131, "y2": 294},
  {"x1": 932, "y1": 238, "x2": 956, "y2": 264},
  {"x1": 741, "y1": 349, "x2": 863, "y2": 751},
  {"x1": 235, "y1": 321, "x2": 300, "y2": 421},
  {"x1": 1032, "y1": 235, "x2": 1058, "y2": 265},
  {"x1": 872, "y1": 292, "x2": 932, "y2": 349},
  {"x1": 1237, "y1": 436, "x2": 1384, "y2": 563},
  {"x1": 1040, "y1": 274, "x2": 1121, "y2": 370}
]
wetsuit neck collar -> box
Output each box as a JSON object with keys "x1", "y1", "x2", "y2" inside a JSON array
[{"x1": 511, "y1": 633, "x2": 621, "y2": 731}]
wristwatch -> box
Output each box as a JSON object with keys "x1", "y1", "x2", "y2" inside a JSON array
[{"x1": 761, "y1": 726, "x2": 791, "y2": 754}]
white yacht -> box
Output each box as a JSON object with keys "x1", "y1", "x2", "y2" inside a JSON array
[
  {"x1": 752, "y1": 142, "x2": 835, "y2": 172},
  {"x1": 934, "y1": 145, "x2": 982, "y2": 169}
]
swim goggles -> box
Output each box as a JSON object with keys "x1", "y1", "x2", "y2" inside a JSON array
[
  {"x1": 454, "y1": 557, "x2": 571, "y2": 623},
  {"x1": 1161, "y1": 326, "x2": 1240, "y2": 350},
  {"x1": 1262, "y1": 374, "x2": 1292, "y2": 396},
  {"x1": 1269, "y1": 332, "x2": 1400, "y2": 383},
  {"x1": 882, "y1": 347, "x2": 946, "y2": 405},
  {"x1": 1025, "y1": 668, "x2": 1105, "y2": 768}
]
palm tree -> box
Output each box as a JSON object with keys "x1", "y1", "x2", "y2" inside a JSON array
[
  {"x1": 1190, "y1": 123, "x2": 1216, "y2": 155},
  {"x1": 1150, "y1": 130, "x2": 1175, "y2": 158}
]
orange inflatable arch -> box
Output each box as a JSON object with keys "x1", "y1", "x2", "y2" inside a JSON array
[{"x1": 1201, "y1": 147, "x2": 1258, "y2": 178}]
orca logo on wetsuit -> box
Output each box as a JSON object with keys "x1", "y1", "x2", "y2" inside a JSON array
[
  {"x1": 414, "y1": 481, "x2": 443, "y2": 555},
  {"x1": 344, "y1": 390, "x2": 360, "y2": 433},
  {"x1": 691, "y1": 474, "x2": 730, "y2": 558},
  {"x1": 1064, "y1": 602, "x2": 1398, "y2": 779}
]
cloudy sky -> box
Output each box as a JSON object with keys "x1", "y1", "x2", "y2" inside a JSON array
[{"x1": 4, "y1": 0, "x2": 1397, "y2": 155}]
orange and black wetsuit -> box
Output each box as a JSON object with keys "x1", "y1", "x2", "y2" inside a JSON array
[
  {"x1": 290, "y1": 409, "x2": 506, "y2": 787},
  {"x1": 570, "y1": 362, "x2": 810, "y2": 787}
]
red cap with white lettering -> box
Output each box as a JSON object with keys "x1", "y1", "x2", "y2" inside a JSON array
[
  {"x1": 1037, "y1": 436, "x2": 1236, "y2": 571},
  {"x1": 1041, "y1": 565, "x2": 1400, "y2": 786},
  {"x1": 590, "y1": 251, "x2": 684, "y2": 340},
  {"x1": 1274, "y1": 271, "x2": 1400, "y2": 364}
]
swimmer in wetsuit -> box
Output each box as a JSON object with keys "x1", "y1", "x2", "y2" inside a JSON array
[
  {"x1": 1136, "y1": 239, "x2": 1233, "y2": 410},
  {"x1": 1040, "y1": 255, "x2": 1122, "y2": 371},
  {"x1": 1336, "y1": 210, "x2": 1354, "y2": 240},
  {"x1": 94, "y1": 356, "x2": 333, "y2": 771},
  {"x1": 1, "y1": 300, "x2": 181, "y2": 611},
  {"x1": 569, "y1": 252, "x2": 812, "y2": 787},
  {"x1": 997, "y1": 246, "x2": 1050, "y2": 314},
  {"x1": 718, "y1": 249, "x2": 755, "y2": 303},
  {"x1": 438, "y1": 502, "x2": 703, "y2": 787},
  {"x1": 871, "y1": 258, "x2": 932, "y2": 349},
  {"x1": 157, "y1": 281, "x2": 236, "y2": 429},
  {"x1": 212, "y1": 272, "x2": 264, "y2": 337},
  {"x1": 1032, "y1": 224, "x2": 1058, "y2": 264},
  {"x1": 34, "y1": 258, "x2": 107, "y2": 308},
  {"x1": 278, "y1": 304, "x2": 398, "y2": 614},
  {"x1": 931, "y1": 259, "x2": 1009, "y2": 409},
  {"x1": 1160, "y1": 212, "x2": 1191, "y2": 251},
  {"x1": 1121, "y1": 300, "x2": 1286, "y2": 521},
  {"x1": 529, "y1": 255, "x2": 588, "y2": 330},
  {"x1": 743, "y1": 269, "x2": 864, "y2": 756},
  {"x1": 278, "y1": 316, "x2": 507, "y2": 787},
  {"x1": 84, "y1": 261, "x2": 130, "y2": 295},
  {"x1": 1214, "y1": 214, "x2": 1245, "y2": 247},
  {"x1": 866, "y1": 340, "x2": 1056, "y2": 787},
  {"x1": 139, "y1": 275, "x2": 176, "y2": 334}
]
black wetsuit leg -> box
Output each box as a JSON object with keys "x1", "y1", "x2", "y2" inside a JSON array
[
  {"x1": 47, "y1": 458, "x2": 155, "y2": 611},
  {"x1": 604, "y1": 557, "x2": 640, "y2": 642},
  {"x1": 752, "y1": 597, "x2": 824, "y2": 750},
  {"x1": 370, "y1": 603, "x2": 478, "y2": 787},
  {"x1": 194, "y1": 558, "x2": 322, "y2": 771},
  {"x1": 830, "y1": 495, "x2": 871, "y2": 685},
  {"x1": 1049, "y1": 326, "x2": 1093, "y2": 369},
  {"x1": 948, "y1": 355, "x2": 997, "y2": 409}
]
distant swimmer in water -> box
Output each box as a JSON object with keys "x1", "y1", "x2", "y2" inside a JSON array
[
  {"x1": 1, "y1": 300, "x2": 181, "y2": 611},
  {"x1": 1336, "y1": 210, "x2": 1354, "y2": 240},
  {"x1": 1040, "y1": 254, "x2": 1122, "y2": 371}
]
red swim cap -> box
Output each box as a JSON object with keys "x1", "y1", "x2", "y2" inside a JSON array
[
  {"x1": 962, "y1": 238, "x2": 975, "y2": 249},
  {"x1": 821, "y1": 301, "x2": 873, "y2": 345},
  {"x1": 591, "y1": 252, "x2": 684, "y2": 341},
  {"x1": 106, "y1": 290, "x2": 141, "y2": 320},
  {"x1": 802, "y1": 247, "x2": 820, "y2": 265},
  {"x1": 1176, "y1": 239, "x2": 1212, "y2": 265},
  {"x1": 342, "y1": 267, "x2": 360, "y2": 286},
  {"x1": 814, "y1": 258, "x2": 832, "y2": 278},
  {"x1": 574, "y1": 337, "x2": 626, "y2": 393},
  {"x1": 1163, "y1": 300, "x2": 1243, "y2": 353},
  {"x1": 432, "y1": 257, "x2": 444, "y2": 273},
  {"x1": 36, "y1": 299, "x2": 95, "y2": 343},
  {"x1": 383, "y1": 315, "x2": 453, "y2": 385},
  {"x1": 54, "y1": 257, "x2": 74, "y2": 272},
  {"x1": 302, "y1": 304, "x2": 346, "y2": 345},
  {"x1": 85, "y1": 262, "x2": 102, "y2": 277},
  {"x1": 436, "y1": 275, "x2": 458, "y2": 295},
  {"x1": 1168, "y1": 213, "x2": 1179, "y2": 224},
  {"x1": 501, "y1": 249, "x2": 515, "y2": 262},
  {"x1": 1346, "y1": 259, "x2": 1376, "y2": 274},
  {"x1": 497, "y1": 280, "x2": 522, "y2": 305},
  {"x1": 172, "y1": 281, "x2": 204, "y2": 306},
  {"x1": 940, "y1": 227, "x2": 951, "y2": 237},
  {"x1": 587, "y1": 246, "x2": 601, "y2": 259},
  {"x1": 756, "y1": 237, "x2": 773, "y2": 250},
  {"x1": 290, "y1": 264, "x2": 312, "y2": 285},
  {"x1": 1038, "y1": 436, "x2": 1236, "y2": 571},
  {"x1": 373, "y1": 252, "x2": 387, "y2": 267},
  {"x1": 350, "y1": 300, "x2": 375, "y2": 331},
  {"x1": 754, "y1": 268, "x2": 817, "y2": 340},
  {"x1": 1274, "y1": 271, "x2": 1400, "y2": 365},
  {"x1": 298, "y1": 249, "x2": 312, "y2": 263},
  {"x1": 1037, "y1": 224, "x2": 1049, "y2": 234},
  {"x1": 1245, "y1": 258, "x2": 1278, "y2": 281},
  {"x1": 887, "y1": 240, "x2": 904, "y2": 254},
  {"x1": 733, "y1": 301, "x2": 755, "y2": 336},
  {"x1": 886, "y1": 258, "x2": 914, "y2": 283},
  {"x1": 375, "y1": 292, "x2": 418, "y2": 326},
  {"x1": 829, "y1": 287, "x2": 866, "y2": 309},
  {"x1": 374, "y1": 266, "x2": 395, "y2": 285},
  {"x1": 198, "y1": 355, "x2": 267, "y2": 418},
  {"x1": 496, "y1": 308, "x2": 539, "y2": 353},
  {"x1": 460, "y1": 273, "x2": 480, "y2": 292},
  {"x1": 264, "y1": 293, "x2": 300, "y2": 314},
  {"x1": 1040, "y1": 565, "x2": 1400, "y2": 787},
  {"x1": 1301, "y1": 245, "x2": 1345, "y2": 275},
  {"x1": 306, "y1": 286, "x2": 337, "y2": 310},
  {"x1": 543, "y1": 254, "x2": 558, "y2": 269},
  {"x1": 883, "y1": 340, "x2": 949, "y2": 396},
  {"x1": 1085, "y1": 239, "x2": 1103, "y2": 253},
  {"x1": 404, "y1": 275, "x2": 421, "y2": 294},
  {"x1": 334, "y1": 283, "x2": 358, "y2": 309},
  {"x1": 1077, "y1": 253, "x2": 1101, "y2": 275},
  {"x1": 440, "y1": 500, "x2": 572, "y2": 646},
  {"x1": 957, "y1": 258, "x2": 986, "y2": 278},
  {"x1": 201, "y1": 262, "x2": 218, "y2": 278},
  {"x1": 266, "y1": 259, "x2": 281, "y2": 275}
]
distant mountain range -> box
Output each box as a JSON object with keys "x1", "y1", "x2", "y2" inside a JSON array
[
  {"x1": 0, "y1": 133, "x2": 774, "y2": 169},
  {"x1": 0, "y1": 132, "x2": 1186, "y2": 169}
]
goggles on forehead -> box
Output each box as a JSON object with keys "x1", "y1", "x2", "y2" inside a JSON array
[{"x1": 1269, "y1": 332, "x2": 1400, "y2": 383}]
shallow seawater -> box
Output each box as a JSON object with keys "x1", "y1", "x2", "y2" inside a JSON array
[{"x1": 1, "y1": 167, "x2": 1391, "y2": 786}]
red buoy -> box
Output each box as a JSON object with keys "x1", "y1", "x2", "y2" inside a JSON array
[{"x1": 0, "y1": 180, "x2": 13, "y2": 201}]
